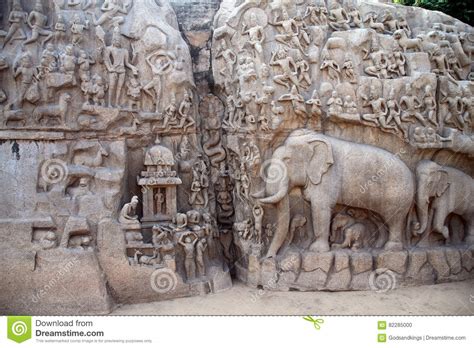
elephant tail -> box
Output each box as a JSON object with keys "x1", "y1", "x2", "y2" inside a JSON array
[
  {"x1": 368, "y1": 212, "x2": 389, "y2": 248},
  {"x1": 405, "y1": 201, "x2": 418, "y2": 241}
]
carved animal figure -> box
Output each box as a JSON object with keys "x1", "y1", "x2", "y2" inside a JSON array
[
  {"x1": 257, "y1": 130, "x2": 414, "y2": 258},
  {"x1": 412, "y1": 160, "x2": 474, "y2": 243},
  {"x1": 393, "y1": 29, "x2": 422, "y2": 52},
  {"x1": 139, "y1": 249, "x2": 159, "y2": 265},
  {"x1": 4, "y1": 108, "x2": 27, "y2": 127},
  {"x1": 34, "y1": 93, "x2": 71, "y2": 125}
]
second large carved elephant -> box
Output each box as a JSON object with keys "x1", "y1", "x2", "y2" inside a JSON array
[
  {"x1": 412, "y1": 160, "x2": 474, "y2": 243},
  {"x1": 257, "y1": 130, "x2": 415, "y2": 258}
]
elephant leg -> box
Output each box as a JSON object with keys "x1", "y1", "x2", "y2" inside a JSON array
[
  {"x1": 465, "y1": 218, "x2": 474, "y2": 244},
  {"x1": 385, "y1": 218, "x2": 404, "y2": 251},
  {"x1": 432, "y1": 207, "x2": 450, "y2": 241},
  {"x1": 309, "y1": 204, "x2": 331, "y2": 252}
]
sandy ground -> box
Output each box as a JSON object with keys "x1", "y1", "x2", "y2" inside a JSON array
[{"x1": 111, "y1": 279, "x2": 474, "y2": 315}]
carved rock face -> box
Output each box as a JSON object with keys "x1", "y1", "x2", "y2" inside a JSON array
[{"x1": 0, "y1": 0, "x2": 473, "y2": 314}]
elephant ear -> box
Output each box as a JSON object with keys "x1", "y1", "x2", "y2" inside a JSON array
[
  {"x1": 434, "y1": 169, "x2": 450, "y2": 197},
  {"x1": 306, "y1": 138, "x2": 334, "y2": 185}
]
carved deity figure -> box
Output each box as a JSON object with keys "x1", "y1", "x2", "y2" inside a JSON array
[
  {"x1": 270, "y1": 47, "x2": 299, "y2": 90},
  {"x1": 361, "y1": 85, "x2": 394, "y2": 130},
  {"x1": 422, "y1": 85, "x2": 438, "y2": 127},
  {"x1": 278, "y1": 85, "x2": 307, "y2": 122},
  {"x1": 215, "y1": 40, "x2": 237, "y2": 78},
  {"x1": 320, "y1": 49, "x2": 340, "y2": 83},
  {"x1": 295, "y1": 51, "x2": 311, "y2": 88},
  {"x1": 196, "y1": 238, "x2": 207, "y2": 277},
  {"x1": 386, "y1": 88, "x2": 408, "y2": 139},
  {"x1": 24, "y1": 1, "x2": 53, "y2": 45},
  {"x1": 364, "y1": 42, "x2": 389, "y2": 79},
  {"x1": 2, "y1": 0, "x2": 28, "y2": 48},
  {"x1": 177, "y1": 90, "x2": 195, "y2": 131},
  {"x1": 91, "y1": 74, "x2": 107, "y2": 106},
  {"x1": 271, "y1": 8, "x2": 306, "y2": 53},
  {"x1": 241, "y1": 13, "x2": 265, "y2": 59},
  {"x1": 119, "y1": 195, "x2": 139, "y2": 225},
  {"x1": 143, "y1": 51, "x2": 173, "y2": 113},
  {"x1": 78, "y1": 49, "x2": 95, "y2": 81},
  {"x1": 253, "y1": 204, "x2": 264, "y2": 244},
  {"x1": 103, "y1": 31, "x2": 138, "y2": 107},
  {"x1": 60, "y1": 45, "x2": 77, "y2": 85},
  {"x1": 327, "y1": 90, "x2": 343, "y2": 117},
  {"x1": 306, "y1": 90, "x2": 322, "y2": 127},
  {"x1": 304, "y1": 2, "x2": 328, "y2": 26},
  {"x1": 179, "y1": 232, "x2": 198, "y2": 280},
  {"x1": 13, "y1": 51, "x2": 37, "y2": 108},
  {"x1": 70, "y1": 14, "x2": 89, "y2": 45},
  {"x1": 347, "y1": 5, "x2": 363, "y2": 28},
  {"x1": 327, "y1": 2, "x2": 350, "y2": 31},
  {"x1": 91, "y1": 0, "x2": 131, "y2": 26},
  {"x1": 400, "y1": 84, "x2": 428, "y2": 126},
  {"x1": 126, "y1": 77, "x2": 141, "y2": 110},
  {"x1": 342, "y1": 54, "x2": 356, "y2": 83},
  {"x1": 160, "y1": 98, "x2": 178, "y2": 130}
]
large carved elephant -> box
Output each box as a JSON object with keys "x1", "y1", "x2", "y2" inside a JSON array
[
  {"x1": 257, "y1": 130, "x2": 415, "y2": 258},
  {"x1": 412, "y1": 160, "x2": 474, "y2": 242}
]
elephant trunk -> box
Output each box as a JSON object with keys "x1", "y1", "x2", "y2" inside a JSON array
[
  {"x1": 265, "y1": 194, "x2": 290, "y2": 258},
  {"x1": 413, "y1": 189, "x2": 429, "y2": 235},
  {"x1": 259, "y1": 176, "x2": 289, "y2": 205}
]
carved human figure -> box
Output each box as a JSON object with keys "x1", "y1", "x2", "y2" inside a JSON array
[
  {"x1": 422, "y1": 85, "x2": 438, "y2": 127},
  {"x1": 363, "y1": 12, "x2": 385, "y2": 33},
  {"x1": 90, "y1": 0, "x2": 130, "y2": 26},
  {"x1": 388, "y1": 47, "x2": 406, "y2": 77},
  {"x1": 364, "y1": 42, "x2": 388, "y2": 79},
  {"x1": 177, "y1": 90, "x2": 195, "y2": 131},
  {"x1": 443, "y1": 91, "x2": 465, "y2": 131},
  {"x1": 256, "y1": 84, "x2": 275, "y2": 131},
  {"x1": 347, "y1": 5, "x2": 363, "y2": 28},
  {"x1": 196, "y1": 238, "x2": 207, "y2": 277},
  {"x1": 13, "y1": 51, "x2": 37, "y2": 108},
  {"x1": 119, "y1": 195, "x2": 139, "y2": 225},
  {"x1": 270, "y1": 47, "x2": 299, "y2": 90},
  {"x1": 160, "y1": 97, "x2": 178, "y2": 130},
  {"x1": 215, "y1": 40, "x2": 237, "y2": 78},
  {"x1": 295, "y1": 50, "x2": 311, "y2": 88},
  {"x1": 78, "y1": 49, "x2": 95, "y2": 81},
  {"x1": 306, "y1": 89, "x2": 322, "y2": 129},
  {"x1": 361, "y1": 85, "x2": 394, "y2": 130},
  {"x1": 91, "y1": 74, "x2": 107, "y2": 106},
  {"x1": 24, "y1": 1, "x2": 53, "y2": 45},
  {"x1": 343, "y1": 95, "x2": 358, "y2": 116},
  {"x1": 430, "y1": 47, "x2": 455, "y2": 82},
  {"x1": 253, "y1": 204, "x2": 264, "y2": 244},
  {"x1": 278, "y1": 85, "x2": 307, "y2": 122},
  {"x1": 241, "y1": 12, "x2": 265, "y2": 59},
  {"x1": 179, "y1": 232, "x2": 198, "y2": 280},
  {"x1": 271, "y1": 8, "x2": 306, "y2": 53},
  {"x1": 70, "y1": 14, "x2": 89, "y2": 45},
  {"x1": 446, "y1": 47, "x2": 464, "y2": 80},
  {"x1": 304, "y1": 2, "x2": 328, "y2": 26},
  {"x1": 386, "y1": 88, "x2": 408, "y2": 139},
  {"x1": 143, "y1": 51, "x2": 173, "y2": 113},
  {"x1": 400, "y1": 84, "x2": 428, "y2": 126},
  {"x1": 328, "y1": 2, "x2": 350, "y2": 31},
  {"x1": 54, "y1": 13, "x2": 67, "y2": 42},
  {"x1": 381, "y1": 10, "x2": 399, "y2": 33},
  {"x1": 60, "y1": 44, "x2": 77, "y2": 85},
  {"x1": 126, "y1": 77, "x2": 142, "y2": 110},
  {"x1": 320, "y1": 49, "x2": 340, "y2": 82},
  {"x1": 342, "y1": 54, "x2": 356, "y2": 83},
  {"x1": 2, "y1": 0, "x2": 27, "y2": 47},
  {"x1": 103, "y1": 31, "x2": 138, "y2": 107},
  {"x1": 327, "y1": 90, "x2": 343, "y2": 117}
]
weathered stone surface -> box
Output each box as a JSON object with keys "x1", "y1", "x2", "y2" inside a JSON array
[
  {"x1": 302, "y1": 251, "x2": 334, "y2": 273},
  {"x1": 406, "y1": 250, "x2": 428, "y2": 279},
  {"x1": 351, "y1": 252, "x2": 373, "y2": 274},
  {"x1": 350, "y1": 271, "x2": 372, "y2": 290},
  {"x1": 376, "y1": 251, "x2": 408, "y2": 274},
  {"x1": 296, "y1": 269, "x2": 328, "y2": 290},
  {"x1": 461, "y1": 248, "x2": 474, "y2": 272},
  {"x1": 445, "y1": 248, "x2": 462, "y2": 275},
  {"x1": 326, "y1": 269, "x2": 352, "y2": 291},
  {"x1": 334, "y1": 252, "x2": 350, "y2": 273},
  {"x1": 279, "y1": 250, "x2": 301, "y2": 273},
  {"x1": 427, "y1": 249, "x2": 451, "y2": 280}
]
